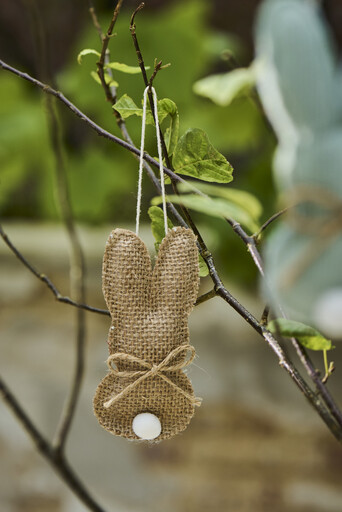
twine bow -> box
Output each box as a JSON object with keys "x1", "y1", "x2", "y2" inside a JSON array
[{"x1": 103, "y1": 344, "x2": 202, "y2": 408}]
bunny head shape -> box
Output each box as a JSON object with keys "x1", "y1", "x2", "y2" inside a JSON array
[{"x1": 93, "y1": 227, "x2": 200, "y2": 442}]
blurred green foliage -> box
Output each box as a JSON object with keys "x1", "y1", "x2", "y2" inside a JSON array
[{"x1": 0, "y1": 0, "x2": 276, "y2": 286}]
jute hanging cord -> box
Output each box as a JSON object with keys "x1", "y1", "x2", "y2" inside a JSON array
[{"x1": 93, "y1": 86, "x2": 201, "y2": 442}]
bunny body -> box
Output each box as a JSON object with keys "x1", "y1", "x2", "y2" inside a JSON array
[{"x1": 93, "y1": 227, "x2": 200, "y2": 441}]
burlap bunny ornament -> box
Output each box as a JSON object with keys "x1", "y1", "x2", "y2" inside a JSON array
[
  {"x1": 93, "y1": 227, "x2": 200, "y2": 441},
  {"x1": 94, "y1": 86, "x2": 201, "y2": 441}
]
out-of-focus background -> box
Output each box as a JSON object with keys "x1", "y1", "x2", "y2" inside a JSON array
[{"x1": 1, "y1": 1, "x2": 342, "y2": 511}]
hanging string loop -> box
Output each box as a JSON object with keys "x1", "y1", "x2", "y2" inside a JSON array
[{"x1": 135, "y1": 86, "x2": 168, "y2": 237}]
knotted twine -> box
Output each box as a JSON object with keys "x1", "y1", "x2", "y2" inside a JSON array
[
  {"x1": 93, "y1": 86, "x2": 201, "y2": 442},
  {"x1": 104, "y1": 344, "x2": 201, "y2": 408}
]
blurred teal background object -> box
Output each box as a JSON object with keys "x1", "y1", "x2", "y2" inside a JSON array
[{"x1": 255, "y1": 0, "x2": 342, "y2": 338}]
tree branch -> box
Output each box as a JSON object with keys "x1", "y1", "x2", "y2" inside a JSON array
[
  {"x1": 254, "y1": 207, "x2": 288, "y2": 241},
  {"x1": 195, "y1": 288, "x2": 217, "y2": 306},
  {"x1": 0, "y1": 224, "x2": 110, "y2": 316},
  {"x1": 129, "y1": 4, "x2": 172, "y2": 169},
  {"x1": 0, "y1": 58, "x2": 184, "y2": 185},
  {"x1": 88, "y1": 3, "x2": 191, "y2": 233},
  {"x1": 291, "y1": 338, "x2": 342, "y2": 429},
  {"x1": 0, "y1": 376, "x2": 108, "y2": 512},
  {"x1": 96, "y1": 0, "x2": 123, "y2": 105},
  {"x1": 44, "y1": 96, "x2": 86, "y2": 454},
  {"x1": 25, "y1": 0, "x2": 88, "y2": 454},
  {"x1": 225, "y1": 218, "x2": 265, "y2": 275},
  {"x1": 128, "y1": 5, "x2": 215, "y2": 266},
  {"x1": 224, "y1": 210, "x2": 342, "y2": 431}
]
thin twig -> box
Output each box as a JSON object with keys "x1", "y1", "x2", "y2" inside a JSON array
[
  {"x1": 88, "y1": 5, "x2": 103, "y2": 39},
  {"x1": 0, "y1": 58, "x2": 205, "y2": 213},
  {"x1": 195, "y1": 288, "x2": 217, "y2": 306},
  {"x1": 225, "y1": 211, "x2": 342, "y2": 430},
  {"x1": 0, "y1": 54, "x2": 206, "y2": 240},
  {"x1": 0, "y1": 225, "x2": 109, "y2": 316},
  {"x1": 130, "y1": 7, "x2": 173, "y2": 170},
  {"x1": 96, "y1": 0, "x2": 123, "y2": 105},
  {"x1": 254, "y1": 207, "x2": 288, "y2": 241},
  {"x1": 130, "y1": 3, "x2": 148, "y2": 83},
  {"x1": 128, "y1": 5, "x2": 212, "y2": 261},
  {"x1": 26, "y1": 0, "x2": 88, "y2": 454},
  {"x1": 225, "y1": 218, "x2": 265, "y2": 275},
  {"x1": 0, "y1": 377, "x2": 107, "y2": 512},
  {"x1": 260, "y1": 305, "x2": 270, "y2": 325},
  {"x1": 0, "y1": 59, "x2": 184, "y2": 185},
  {"x1": 89, "y1": 3, "x2": 172, "y2": 202},
  {"x1": 147, "y1": 59, "x2": 163, "y2": 88},
  {"x1": 87, "y1": 4, "x2": 190, "y2": 231},
  {"x1": 291, "y1": 338, "x2": 342, "y2": 428}
]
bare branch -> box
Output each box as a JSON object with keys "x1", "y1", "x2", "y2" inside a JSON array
[
  {"x1": 88, "y1": 5, "x2": 190, "y2": 232},
  {"x1": 0, "y1": 376, "x2": 108, "y2": 512},
  {"x1": 128, "y1": 7, "x2": 213, "y2": 269},
  {"x1": 224, "y1": 209, "x2": 342, "y2": 432},
  {"x1": 225, "y1": 218, "x2": 265, "y2": 275},
  {"x1": 195, "y1": 288, "x2": 217, "y2": 306},
  {"x1": 0, "y1": 224, "x2": 110, "y2": 316},
  {"x1": 147, "y1": 59, "x2": 163, "y2": 89},
  {"x1": 43, "y1": 96, "x2": 86, "y2": 454},
  {"x1": 130, "y1": 3, "x2": 148, "y2": 83},
  {"x1": 88, "y1": 4, "x2": 103, "y2": 39},
  {"x1": 260, "y1": 305, "x2": 270, "y2": 325},
  {"x1": 291, "y1": 338, "x2": 342, "y2": 428},
  {"x1": 130, "y1": 7, "x2": 173, "y2": 169},
  {"x1": 0, "y1": 58, "x2": 184, "y2": 185},
  {"x1": 25, "y1": 0, "x2": 88, "y2": 453},
  {"x1": 254, "y1": 207, "x2": 288, "y2": 241},
  {"x1": 96, "y1": 0, "x2": 124, "y2": 105}
]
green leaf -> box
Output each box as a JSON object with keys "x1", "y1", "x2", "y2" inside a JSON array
[
  {"x1": 143, "y1": 98, "x2": 178, "y2": 127},
  {"x1": 172, "y1": 128, "x2": 233, "y2": 183},
  {"x1": 193, "y1": 64, "x2": 256, "y2": 107},
  {"x1": 77, "y1": 48, "x2": 101, "y2": 64},
  {"x1": 113, "y1": 96, "x2": 179, "y2": 152},
  {"x1": 178, "y1": 181, "x2": 262, "y2": 221},
  {"x1": 105, "y1": 62, "x2": 149, "y2": 74},
  {"x1": 114, "y1": 95, "x2": 177, "y2": 122},
  {"x1": 147, "y1": 206, "x2": 208, "y2": 277},
  {"x1": 151, "y1": 194, "x2": 259, "y2": 232},
  {"x1": 155, "y1": 98, "x2": 177, "y2": 123},
  {"x1": 90, "y1": 71, "x2": 118, "y2": 87},
  {"x1": 267, "y1": 319, "x2": 333, "y2": 351},
  {"x1": 198, "y1": 255, "x2": 209, "y2": 277},
  {"x1": 298, "y1": 336, "x2": 333, "y2": 351},
  {"x1": 113, "y1": 94, "x2": 153, "y2": 123},
  {"x1": 160, "y1": 99, "x2": 179, "y2": 155},
  {"x1": 113, "y1": 94, "x2": 141, "y2": 119},
  {"x1": 148, "y1": 206, "x2": 173, "y2": 251}
]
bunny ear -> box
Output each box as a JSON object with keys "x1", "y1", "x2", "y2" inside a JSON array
[
  {"x1": 102, "y1": 229, "x2": 152, "y2": 319},
  {"x1": 151, "y1": 227, "x2": 199, "y2": 314}
]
